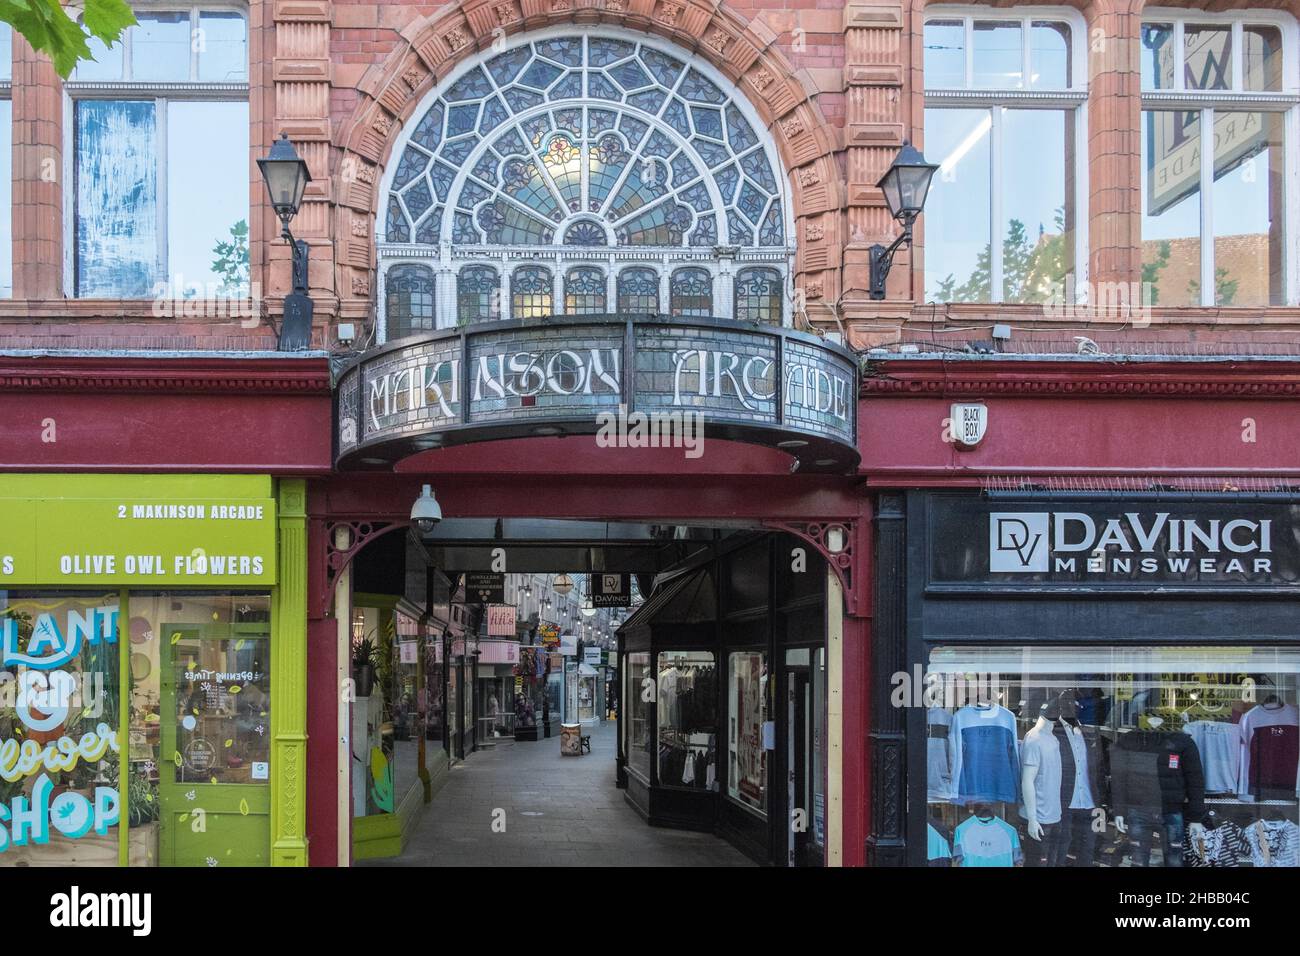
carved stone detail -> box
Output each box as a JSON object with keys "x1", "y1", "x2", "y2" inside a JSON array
[{"x1": 445, "y1": 27, "x2": 469, "y2": 51}]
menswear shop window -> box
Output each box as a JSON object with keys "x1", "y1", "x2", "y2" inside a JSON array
[
  {"x1": 1139, "y1": 15, "x2": 1294, "y2": 308},
  {"x1": 69, "y1": 8, "x2": 249, "y2": 299},
  {"x1": 626, "y1": 652, "x2": 652, "y2": 781},
  {"x1": 924, "y1": 645, "x2": 1300, "y2": 867},
  {"x1": 922, "y1": 12, "x2": 1083, "y2": 305}
]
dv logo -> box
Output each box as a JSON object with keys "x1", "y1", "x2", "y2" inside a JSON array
[{"x1": 989, "y1": 513, "x2": 1049, "y2": 572}]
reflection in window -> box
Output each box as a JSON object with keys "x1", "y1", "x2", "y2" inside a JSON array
[
  {"x1": 923, "y1": 13, "x2": 1078, "y2": 304},
  {"x1": 69, "y1": 8, "x2": 249, "y2": 298},
  {"x1": 735, "y1": 267, "x2": 782, "y2": 324},
  {"x1": 457, "y1": 265, "x2": 499, "y2": 324},
  {"x1": 626, "y1": 652, "x2": 652, "y2": 780},
  {"x1": 564, "y1": 266, "x2": 606, "y2": 314},
  {"x1": 670, "y1": 268, "x2": 712, "y2": 317},
  {"x1": 728, "y1": 650, "x2": 768, "y2": 814},
  {"x1": 511, "y1": 265, "x2": 553, "y2": 318},
  {"x1": 385, "y1": 264, "x2": 436, "y2": 338},
  {"x1": 617, "y1": 267, "x2": 660, "y2": 313},
  {"x1": 1142, "y1": 108, "x2": 1286, "y2": 307}
]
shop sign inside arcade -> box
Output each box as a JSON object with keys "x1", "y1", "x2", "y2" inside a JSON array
[
  {"x1": 0, "y1": 475, "x2": 278, "y2": 867},
  {"x1": 901, "y1": 493, "x2": 1300, "y2": 869}
]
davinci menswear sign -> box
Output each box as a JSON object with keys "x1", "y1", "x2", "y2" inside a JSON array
[{"x1": 0, "y1": 475, "x2": 276, "y2": 587}]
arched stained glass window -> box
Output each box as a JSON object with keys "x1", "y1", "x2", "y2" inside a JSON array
[
  {"x1": 379, "y1": 32, "x2": 793, "y2": 332},
  {"x1": 735, "y1": 267, "x2": 782, "y2": 325},
  {"x1": 617, "y1": 267, "x2": 660, "y2": 313},
  {"x1": 670, "y1": 268, "x2": 712, "y2": 317},
  {"x1": 385, "y1": 264, "x2": 436, "y2": 338},
  {"x1": 512, "y1": 265, "x2": 553, "y2": 318},
  {"x1": 458, "y1": 265, "x2": 500, "y2": 324},
  {"x1": 564, "y1": 266, "x2": 607, "y2": 314}
]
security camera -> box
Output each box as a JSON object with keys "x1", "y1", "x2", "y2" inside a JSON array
[{"x1": 410, "y1": 484, "x2": 442, "y2": 535}]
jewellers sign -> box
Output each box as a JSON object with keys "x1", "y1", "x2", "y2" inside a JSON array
[
  {"x1": 928, "y1": 498, "x2": 1300, "y2": 589},
  {"x1": 335, "y1": 316, "x2": 858, "y2": 470}
]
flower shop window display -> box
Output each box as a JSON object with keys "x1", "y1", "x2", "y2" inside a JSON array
[
  {"x1": 0, "y1": 592, "x2": 124, "y2": 865},
  {"x1": 0, "y1": 590, "x2": 273, "y2": 867}
]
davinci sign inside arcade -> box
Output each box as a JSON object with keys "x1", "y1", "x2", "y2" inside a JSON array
[{"x1": 0, "y1": 474, "x2": 307, "y2": 868}]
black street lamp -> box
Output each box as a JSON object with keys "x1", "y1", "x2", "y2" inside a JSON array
[
  {"x1": 258, "y1": 132, "x2": 314, "y2": 349},
  {"x1": 869, "y1": 140, "x2": 939, "y2": 300}
]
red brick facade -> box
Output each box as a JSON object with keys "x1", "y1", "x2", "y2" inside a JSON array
[{"x1": 4, "y1": 0, "x2": 1299, "y2": 351}]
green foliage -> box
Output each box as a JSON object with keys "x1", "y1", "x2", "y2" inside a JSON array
[
  {"x1": 210, "y1": 219, "x2": 251, "y2": 297},
  {"x1": 0, "y1": 0, "x2": 136, "y2": 79},
  {"x1": 932, "y1": 210, "x2": 1070, "y2": 304},
  {"x1": 1142, "y1": 241, "x2": 1171, "y2": 306},
  {"x1": 1187, "y1": 267, "x2": 1238, "y2": 306}
]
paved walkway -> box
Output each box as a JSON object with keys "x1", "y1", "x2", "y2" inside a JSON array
[{"x1": 361, "y1": 720, "x2": 752, "y2": 867}]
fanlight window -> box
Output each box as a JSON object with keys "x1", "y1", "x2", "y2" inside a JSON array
[{"x1": 379, "y1": 33, "x2": 793, "y2": 333}]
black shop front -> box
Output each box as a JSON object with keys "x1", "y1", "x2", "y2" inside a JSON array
[{"x1": 869, "y1": 491, "x2": 1300, "y2": 868}]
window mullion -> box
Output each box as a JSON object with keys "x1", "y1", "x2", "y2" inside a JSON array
[
  {"x1": 1021, "y1": 16, "x2": 1031, "y2": 91},
  {"x1": 964, "y1": 18, "x2": 974, "y2": 89},
  {"x1": 990, "y1": 106, "x2": 1004, "y2": 302},
  {"x1": 1200, "y1": 106, "x2": 1214, "y2": 306},
  {"x1": 157, "y1": 97, "x2": 168, "y2": 288},
  {"x1": 1231, "y1": 20, "x2": 1243, "y2": 92},
  {"x1": 1173, "y1": 21, "x2": 1185, "y2": 93}
]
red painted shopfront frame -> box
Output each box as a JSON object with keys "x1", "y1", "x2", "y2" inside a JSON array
[{"x1": 305, "y1": 444, "x2": 874, "y2": 868}]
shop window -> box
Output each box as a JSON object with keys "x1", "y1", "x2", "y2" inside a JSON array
[
  {"x1": 657, "y1": 651, "x2": 717, "y2": 790},
  {"x1": 924, "y1": 644, "x2": 1300, "y2": 867},
  {"x1": 0, "y1": 593, "x2": 122, "y2": 866},
  {"x1": 734, "y1": 267, "x2": 782, "y2": 324},
  {"x1": 69, "y1": 8, "x2": 250, "y2": 298},
  {"x1": 457, "y1": 264, "x2": 499, "y2": 324},
  {"x1": 727, "y1": 650, "x2": 768, "y2": 815},
  {"x1": 922, "y1": 11, "x2": 1082, "y2": 304},
  {"x1": 0, "y1": 24, "x2": 11, "y2": 298},
  {"x1": 511, "y1": 265, "x2": 553, "y2": 319},
  {"x1": 1139, "y1": 16, "x2": 1292, "y2": 307},
  {"x1": 617, "y1": 267, "x2": 660, "y2": 313},
  {"x1": 626, "y1": 651, "x2": 652, "y2": 780},
  {"x1": 669, "y1": 267, "x2": 712, "y2": 317},
  {"x1": 563, "y1": 265, "x2": 607, "y2": 314}
]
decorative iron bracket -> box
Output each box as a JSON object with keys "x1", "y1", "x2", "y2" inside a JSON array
[
  {"x1": 764, "y1": 519, "x2": 859, "y2": 616},
  {"x1": 320, "y1": 519, "x2": 411, "y2": 615}
]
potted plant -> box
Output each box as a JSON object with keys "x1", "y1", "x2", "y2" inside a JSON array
[{"x1": 353, "y1": 636, "x2": 377, "y2": 698}]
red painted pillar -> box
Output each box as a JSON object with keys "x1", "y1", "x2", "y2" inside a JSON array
[
  {"x1": 306, "y1": 514, "x2": 342, "y2": 867},
  {"x1": 840, "y1": 500, "x2": 872, "y2": 866}
]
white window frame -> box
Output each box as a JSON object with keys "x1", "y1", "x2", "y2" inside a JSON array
[
  {"x1": 61, "y1": 4, "x2": 250, "y2": 299},
  {"x1": 1140, "y1": 9, "x2": 1299, "y2": 306},
  {"x1": 375, "y1": 26, "x2": 793, "y2": 340},
  {"x1": 923, "y1": 6, "x2": 1089, "y2": 303}
]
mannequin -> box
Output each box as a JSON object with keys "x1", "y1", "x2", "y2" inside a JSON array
[
  {"x1": 1020, "y1": 697, "x2": 1062, "y2": 866},
  {"x1": 1049, "y1": 690, "x2": 1100, "y2": 866},
  {"x1": 1112, "y1": 709, "x2": 1206, "y2": 867}
]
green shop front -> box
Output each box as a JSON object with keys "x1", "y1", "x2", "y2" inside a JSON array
[{"x1": 0, "y1": 474, "x2": 308, "y2": 867}]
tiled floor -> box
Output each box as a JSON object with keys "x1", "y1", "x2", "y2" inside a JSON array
[{"x1": 359, "y1": 720, "x2": 753, "y2": 867}]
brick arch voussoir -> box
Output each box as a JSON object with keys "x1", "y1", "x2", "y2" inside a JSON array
[{"x1": 332, "y1": 0, "x2": 843, "y2": 314}]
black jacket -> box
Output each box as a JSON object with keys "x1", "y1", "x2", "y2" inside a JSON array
[
  {"x1": 1053, "y1": 722, "x2": 1106, "y2": 809},
  {"x1": 1109, "y1": 730, "x2": 1205, "y2": 821}
]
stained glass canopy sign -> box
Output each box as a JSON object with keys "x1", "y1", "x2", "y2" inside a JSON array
[{"x1": 335, "y1": 315, "x2": 859, "y2": 471}]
